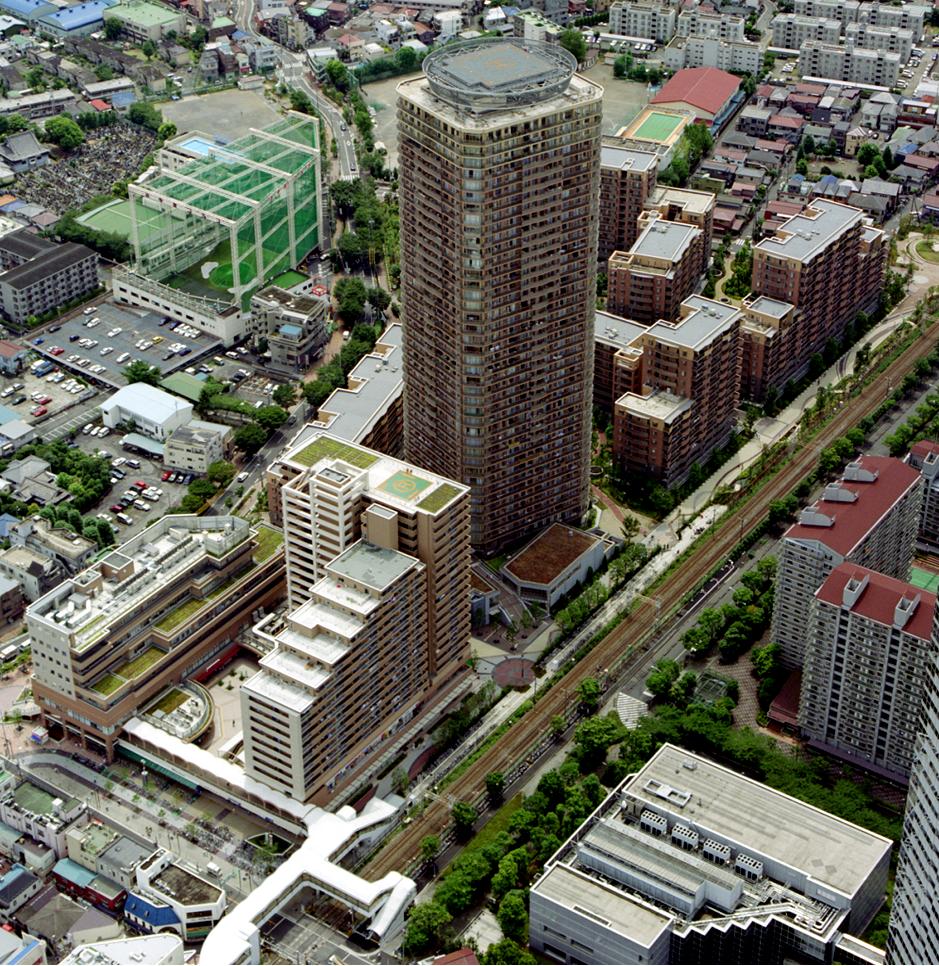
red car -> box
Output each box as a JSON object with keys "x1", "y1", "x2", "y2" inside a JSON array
[
  {"x1": 134, "y1": 480, "x2": 147, "y2": 489},
  {"x1": 37, "y1": 395, "x2": 52, "y2": 405},
  {"x1": 110, "y1": 504, "x2": 122, "y2": 513},
  {"x1": 49, "y1": 346, "x2": 64, "y2": 356},
  {"x1": 31, "y1": 406, "x2": 47, "y2": 417},
  {"x1": 161, "y1": 470, "x2": 172, "y2": 482}
]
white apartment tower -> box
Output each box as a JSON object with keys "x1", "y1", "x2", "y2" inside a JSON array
[
  {"x1": 771, "y1": 456, "x2": 922, "y2": 668},
  {"x1": 801, "y1": 565, "x2": 936, "y2": 783}
]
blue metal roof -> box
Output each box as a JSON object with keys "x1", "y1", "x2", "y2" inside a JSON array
[
  {"x1": 125, "y1": 892, "x2": 180, "y2": 927},
  {"x1": 0, "y1": 0, "x2": 55, "y2": 19},
  {"x1": 36, "y1": 0, "x2": 117, "y2": 30},
  {"x1": 0, "y1": 404, "x2": 19, "y2": 426},
  {"x1": 111, "y1": 90, "x2": 137, "y2": 108},
  {"x1": 53, "y1": 857, "x2": 96, "y2": 889}
]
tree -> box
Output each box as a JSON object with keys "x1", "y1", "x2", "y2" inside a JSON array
[
  {"x1": 272, "y1": 383, "x2": 296, "y2": 408},
  {"x1": 550, "y1": 714, "x2": 567, "y2": 740},
  {"x1": 366, "y1": 286, "x2": 391, "y2": 316},
  {"x1": 206, "y1": 460, "x2": 235, "y2": 487},
  {"x1": 573, "y1": 714, "x2": 624, "y2": 768},
  {"x1": 103, "y1": 16, "x2": 121, "y2": 39},
  {"x1": 621, "y1": 513, "x2": 640, "y2": 543},
  {"x1": 391, "y1": 765, "x2": 409, "y2": 795},
  {"x1": 95, "y1": 519, "x2": 115, "y2": 548},
  {"x1": 123, "y1": 360, "x2": 161, "y2": 385},
  {"x1": 855, "y1": 342, "x2": 871, "y2": 371},
  {"x1": 856, "y1": 142, "x2": 880, "y2": 167},
  {"x1": 451, "y1": 800, "x2": 477, "y2": 840},
  {"x1": 128, "y1": 101, "x2": 163, "y2": 132},
  {"x1": 43, "y1": 115, "x2": 84, "y2": 150},
  {"x1": 496, "y1": 890, "x2": 529, "y2": 945},
  {"x1": 402, "y1": 901, "x2": 450, "y2": 957},
  {"x1": 26, "y1": 66, "x2": 46, "y2": 91},
  {"x1": 578, "y1": 677, "x2": 601, "y2": 713},
  {"x1": 158, "y1": 121, "x2": 177, "y2": 141},
  {"x1": 253, "y1": 405, "x2": 288, "y2": 433},
  {"x1": 333, "y1": 276, "x2": 368, "y2": 323},
  {"x1": 234, "y1": 423, "x2": 267, "y2": 455},
  {"x1": 141, "y1": 38, "x2": 158, "y2": 59},
  {"x1": 802, "y1": 133, "x2": 816, "y2": 157},
  {"x1": 485, "y1": 771, "x2": 506, "y2": 805},
  {"x1": 420, "y1": 834, "x2": 439, "y2": 862},
  {"x1": 324, "y1": 58, "x2": 351, "y2": 91},
  {"x1": 482, "y1": 939, "x2": 537, "y2": 965},
  {"x1": 645, "y1": 657, "x2": 680, "y2": 697},
  {"x1": 559, "y1": 27, "x2": 587, "y2": 62}
]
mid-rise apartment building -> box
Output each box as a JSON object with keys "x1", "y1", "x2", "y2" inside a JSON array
[
  {"x1": 26, "y1": 515, "x2": 285, "y2": 757},
  {"x1": 644, "y1": 185, "x2": 714, "y2": 259},
  {"x1": 745, "y1": 200, "x2": 887, "y2": 401},
  {"x1": 252, "y1": 432, "x2": 470, "y2": 802},
  {"x1": 771, "y1": 456, "x2": 922, "y2": 668},
  {"x1": 906, "y1": 439, "x2": 939, "y2": 553},
  {"x1": 593, "y1": 310, "x2": 647, "y2": 413},
  {"x1": 599, "y1": 140, "x2": 658, "y2": 264},
  {"x1": 770, "y1": 13, "x2": 841, "y2": 48},
  {"x1": 798, "y1": 41, "x2": 900, "y2": 88},
  {"x1": 398, "y1": 39, "x2": 602, "y2": 554},
  {"x1": 676, "y1": 8, "x2": 744, "y2": 40},
  {"x1": 530, "y1": 743, "x2": 892, "y2": 965},
  {"x1": 265, "y1": 431, "x2": 470, "y2": 680},
  {"x1": 792, "y1": 0, "x2": 927, "y2": 35},
  {"x1": 611, "y1": 295, "x2": 740, "y2": 487},
  {"x1": 607, "y1": 216, "x2": 705, "y2": 323},
  {"x1": 845, "y1": 22, "x2": 914, "y2": 63},
  {"x1": 887, "y1": 612, "x2": 939, "y2": 964},
  {"x1": 248, "y1": 285, "x2": 328, "y2": 374},
  {"x1": 163, "y1": 420, "x2": 232, "y2": 474},
  {"x1": 609, "y1": 0, "x2": 676, "y2": 41},
  {"x1": 661, "y1": 35, "x2": 762, "y2": 74},
  {"x1": 801, "y1": 564, "x2": 935, "y2": 783}
]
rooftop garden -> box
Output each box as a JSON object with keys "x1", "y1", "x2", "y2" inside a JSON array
[
  {"x1": 418, "y1": 483, "x2": 462, "y2": 513},
  {"x1": 147, "y1": 687, "x2": 189, "y2": 716},
  {"x1": 91, "y1": 672, "x2": 125, "y2": 696},
  {"x1": 253, "y1": 525, "x2": 285, "y2": 563},
  {"x1": 292, "y1": 435, "x2": 379, "y2": 469},
  {"x1": 114, "y1": 646, "x2": 164, "y2": 680}
]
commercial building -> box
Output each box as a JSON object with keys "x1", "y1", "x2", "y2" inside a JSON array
[
  {"x1": 125, "y1": 849, "x2": 226, "y2": 941},
  {"x1": 34, "y1": 0, "x2": 118, "y2": 38},
  {"x1": 770, "y1": 13, "x2": 841, "y2": 49},
  {"x1": 252, "y1": 432, "x2": 469, "y2": 802},
  {"x1": 798, "y1": 42, "x2": 900, "y2": 88},
  {"x1": 26, "y1": 515, "x2": 285, "y2": 757},
  {"x1": 650, "y1": 66, "x2": 743, "y2": 129},
  {"x1": 163, "y1": 420, "x2": 232, "y2": 474},
  {"x1": 661, "y1": 35, "x2": 762, "y2": 75},
  {"x1": 117, "y1": 113, "x2": 321, "y2": 343},
  {"x1": 0, "y1": 229, "x2": 98, "y2": 326},
  {"x1": 743, "y1": 200, "x2": 887, "y2": 401},
  {"x1": 800, "y1": 564, "x2": 935, "y2": 784},
  {"x1": 887, "y1": 606, "x2": 939, "y2": 964},
  {"x1": 599, "y1": 141, "x2": 658, "y2": 263},
  {"x1": 52, "y1": 857, "x2": 126, "y2": 915},
  {"x1": 100, "y1": 383, "x2": 192, "y2": 441},
  {"x1": 248, "y1": 285, "x2": 328, "y2": 373},
  {"x1": 104, "y1": 0, "x2": 184, "y2": 42},
  {"x1": 309, "y1": 322, "x2": 404, "y2": 457},
  {"x1": 607, "y1": 216, "x2": 705, "y2": 323},
  {"x1": 612, "y1": 295, "x2": 740, "y2": 487},
  {"x1": 398, "y1": 39, "x2": 602, "y2": 554},
  {"x1": 771, "y1": 456, "x2": 922, "y2": 668},
  {"x1": 66, "y1": 821, "x2": 153, "y2": 889},
  {"x1": 608, "y1": 0, "x2": 676, "y2": 41},
  {"x1": 530, "y1": 743, "x2": 892, "y2": 965},
  {"x1": 61, "y1": 935, "x2": 182, "y2": 966}
]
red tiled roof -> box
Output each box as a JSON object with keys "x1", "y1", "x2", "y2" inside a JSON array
[
  {"x1": 795, "y1": 81, "x2": 827, "y2": 96},
  {"x1": 769, "y1": 114, "x2": 804, "y2": 128},
  {"x1": 816, "y1": 563, "x2": 936, "y2": 640},
  {"x1": 788, "y1": 93, "x2": 820, "y2": 106},
  {"x1": 755, "y1": 138, "x2": 790, "y2": 152},
  {"x1": 0, "y1": 340, "x2": 23, "y2": 359},
  {"x1": 783, "y1": 456, "x2": 921, "y2": 557},
  {"x1": 904, "y1": 153, "x2": 939, "y2": 171},
  {"x1": 911, "y1": 439, "x2": 939, "y2": 459},
  {"x1": 756, "y1": 83, "x2": 775, "y2": 98},
  {"x1": 651, "y1": 67, "x2": 740, "y2": 117},
  {"x1": 434, "y1": 951, "x2": 480, "y2": 966}
]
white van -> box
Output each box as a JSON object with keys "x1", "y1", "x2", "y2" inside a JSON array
[
  {"x1": 0, "y1": 644, "x2": 18, "y2": 663},
  {"x1": 205, "y1": 862, "x2": 221, "y2": 878}
]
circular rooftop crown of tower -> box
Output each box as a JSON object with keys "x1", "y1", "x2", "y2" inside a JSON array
[{"x1": 423, "y1": 37, "x2": 577, "y2": 111}]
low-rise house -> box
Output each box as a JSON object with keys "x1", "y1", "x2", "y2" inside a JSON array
[{"x1": 0, "y1": 131, "x2": 48, "y2": 173}]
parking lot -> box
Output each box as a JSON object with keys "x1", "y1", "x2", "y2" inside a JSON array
[
  {"x1": 0, "y1": 363, "x2": 98, "y2": 429},
  {"x1": 71, "y1": 427, "x2": 194, "y2": 541},
  {"x1": 30, "y1": 301, "x2": 223, "y2": 389}
]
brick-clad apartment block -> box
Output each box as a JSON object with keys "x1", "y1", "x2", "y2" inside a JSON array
[
  {"x1": 771, "y1": 456, "x2": 922, "y2": 668},
  {"x1": 741, "y1": 200, "x2": 887, "y2": 401},
  {"x1": 599, "y1": 141, "x2": 658, "y2": 264}
]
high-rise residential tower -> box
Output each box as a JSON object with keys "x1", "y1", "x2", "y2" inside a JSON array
[
  {"x1": 887, "y1": 610, "x2": 939, "y2": 964},
  {"x1": 397, "y1": 38, "x2": 602, "y2": 554}
]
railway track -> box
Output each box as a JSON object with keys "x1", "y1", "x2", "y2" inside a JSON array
[{"x1": 364, "y1": 320, "x2": 939, "y2": 880}]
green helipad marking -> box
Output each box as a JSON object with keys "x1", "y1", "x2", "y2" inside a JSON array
[{"x1": 379, "y1": 469, "x2": 432, "y2": 500}]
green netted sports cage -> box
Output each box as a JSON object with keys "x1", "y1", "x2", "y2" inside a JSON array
[{"x1": 128, "y1": 112, "x2": 321, "y2": 310}]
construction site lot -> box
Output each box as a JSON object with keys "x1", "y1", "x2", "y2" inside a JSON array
[
  {"x1": 30, "y1": 301, "x2": 223, "y2": 389},
  {"x1": 160, "y1": 88, "x2": 280, "y2": 143}
]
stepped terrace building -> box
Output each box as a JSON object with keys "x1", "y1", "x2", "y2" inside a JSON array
[{"x1": 26, "y1": 515, "x2": 285, "y2": 758}]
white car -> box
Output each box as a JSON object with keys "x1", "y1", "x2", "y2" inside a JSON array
[
  {"x1": 70, "y1": 385, "x2": 82, "y2": 394},
  {"x1": 107, "y1": 328, "x2": 122, "y2": 337},
  {"x1": 98, "y1": 426, "x2": 110, "y2": 437},
  {"x1": 67, "y1": 354, "x2": 79, "y2": 362},
  {"x1": 81, "y1": 423, "x2": 93, "y2": 434},
  {"x1": 87, "y1": 319, "x2": 99, "y2": 328},
  {"x1": 116, "y1": 352, "x2": 131, "y2": 364},
  {"x1": 100, "y1": 346, "x2": 113, "y2": 356},
  {"x1": 113, "y1": 457, "x2": 126, "y2": 466}
]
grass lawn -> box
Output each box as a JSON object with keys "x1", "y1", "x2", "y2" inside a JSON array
[
  {"x1": 444, "y1": 794, "x2": 524, "y2": 875},
  {"x1": 273, "y1": 269, "x2": 307, "y2": 288},
  {"x1": 254, "y1": 525, "x2": 284, "y2": 563},
  {"x1": 148, "y1": 687, "x2": 189, "y2": 715},
  {"x1": 292, "y1": 436, "x2": 379, "y2": 469},
  {"x1": 92, "y1": 673, "x2": 125, "y2": 696},
  {"x1": 156, "y1": 595, "x2": 210, "y2": 633},
  {"x1": 917, "y1": 240, "x2": 939, "y2": 264},
  {"x1": 114, "y1": 647, "x2": 164, "y2": 680},
  {"x1": 418, "y1": 483, "x2": 462, "y2": 513}
]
